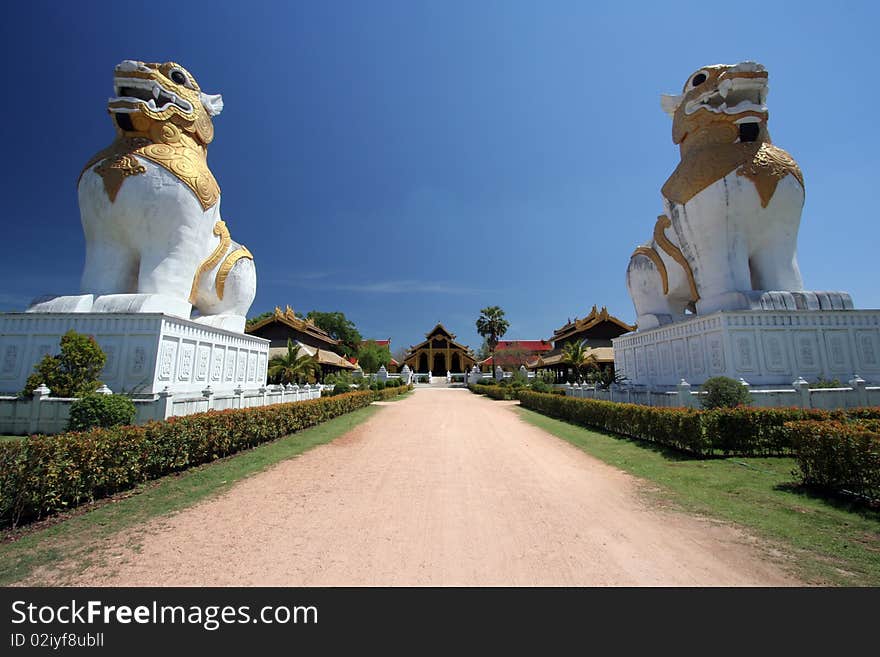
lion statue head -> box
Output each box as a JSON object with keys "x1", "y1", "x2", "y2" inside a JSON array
[
  {"x1": 107, "y1": 60, "x2": 224, "y2": 148},
  {"x1": 660, "y1": 61, "x2": 769, "y2": 154}
]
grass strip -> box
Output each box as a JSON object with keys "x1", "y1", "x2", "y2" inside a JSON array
[{"x1": 517, "y1": 406, "x2": 880, "y2": 586}]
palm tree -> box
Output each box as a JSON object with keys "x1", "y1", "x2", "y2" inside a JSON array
[
  {"x1": 561, "y1": 340, "x2": 598, "y2": 383},
  {"x1": 268, "y1": 339, "x2": 321, "y2": 384},
  {"x1": 475, "y1": 306, "x2": 510, "y2": 359}
]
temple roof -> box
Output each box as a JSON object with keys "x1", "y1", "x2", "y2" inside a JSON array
[
  {"x1": 478, "y1": 339, "x2": 553, "y2": 366},
  {"x1": 404, "y1": 323, "x2": 475, "y2": 359},
  {"x1": 551, "y1": 305, "x2": 635, "y2": 343},
  {"x1": 246, "y1": 306, "x2": 340, "y2": 346}
]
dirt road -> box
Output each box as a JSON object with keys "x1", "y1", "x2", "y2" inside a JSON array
[{"x1": 29, "y1": 389, "x2": 797, "y2": 586}]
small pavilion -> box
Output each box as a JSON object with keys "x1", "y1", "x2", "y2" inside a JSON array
[{"x1": 402, "y1": 324, "x2": 477, "y2": 374}]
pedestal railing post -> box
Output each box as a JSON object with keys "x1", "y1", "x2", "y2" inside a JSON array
[
  {"x1": 848, "y1": 374, "x2": 868, "y2": 407},
  {"x1": 29, "y1": 383, "x2": 51, "y2": 435},
  {"x1": 234, "y1": 385, "x2": 245, "y2": 409},
  {"x1": 158, "y1": 386, "x2": 174, "y2": 420},
  {"x1": 792, "y1": 377, "x2": 811, "y2": 409},
  {"x1": 202, "y1": 385, "x2": 214, "y2": 411},
  {"x1": 677, "y1": 379, "x2": 696, "y2": 409}
]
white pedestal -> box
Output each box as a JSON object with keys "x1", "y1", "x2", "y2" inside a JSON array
[
  {"x1": 0, "y1": 313, "x2": 269, "y2": 396},
  {"x1": 612, "y1": 309, "x2": 880, "y2": 388}
]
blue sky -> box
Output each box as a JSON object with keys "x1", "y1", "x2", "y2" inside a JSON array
[{"x1": 1, "y1": 1, "x2": 877, "y2": 354}]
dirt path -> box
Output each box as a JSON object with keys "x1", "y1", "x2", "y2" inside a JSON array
[{"x1": 27, "y1": 389, "x2": 797, "y2": 586}]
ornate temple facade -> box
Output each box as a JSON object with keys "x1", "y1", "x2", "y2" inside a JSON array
[
  {"x1": 403, "y1": 324, "x2": 477, "y2": 374},
  {"x1": 246, "y1": 306, "x2": 355, "y2": 375}
]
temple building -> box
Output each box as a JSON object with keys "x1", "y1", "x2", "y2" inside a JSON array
[
  {"x1": 528, "y1": 305, "x2": 635, "y2": 381},
  {"x1": 403, "y1": 324, "x2": 477, "y2": 373},
  {"x1": 246, "y1": 306, "x2": 356, "y2": 376}
]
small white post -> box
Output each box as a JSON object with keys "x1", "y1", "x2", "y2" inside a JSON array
[
  {"x1": 848, "y1": 374, "x2": 868, "y2": 407},
  {"x1": 234, "y1": 385, "x2": 245, "y2": 409},
  {"x1": 378, "y1": 366, "x2": 388, "y2": 383},
  {"x1": 677, "y1": 378, "x2": 696, "y2": 409},
  {"x1": 202, "y1": 385, "x2": 214, "y2": 410},
  {"x1": 29, "y1": 383, "x2": 51, "y2": 434},
  {"x1": 157, "y1": 386, "x2": 174, "y2": 420},
  {"x1": 95, "y1": 384, "x2": 113, "y2": 395},
  {"x1": 792, "y1": 376, "x2": 810, "y2": 409}
]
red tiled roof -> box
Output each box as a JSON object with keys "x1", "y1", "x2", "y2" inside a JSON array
[{"x1": 495, "y1": 340, "x2": 552, "y2": 352}]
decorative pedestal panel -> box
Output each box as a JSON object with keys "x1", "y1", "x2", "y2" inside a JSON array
[
  {"x1": 612, "y1": 310, "x2": 880, "y2": 389},
  {"x1": 0, "y1": 313, "x2": 269, "y2": 396}
]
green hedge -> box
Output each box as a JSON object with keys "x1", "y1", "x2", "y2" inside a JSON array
[
  {"x1": 516, "y1": 390, "x2": 880, "y2": 457},
  {"x1": 0, "y1": 388, "x2": 410, "y2": 528},
  {"x1": 469, "y1": 384, "x2": 519, "y2": 400},
  {"x1": 786, "y1": 419, "x2": 880, "y2": 500},
  {"x1": 375, "y1": 384, "x2": 413, "y2": 400}
]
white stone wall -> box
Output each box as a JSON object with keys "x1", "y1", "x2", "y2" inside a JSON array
[
  {"x1": 564, "y1": 380, "x2": 880, "y2": 410},
  {"x1": 612, "y1": 309, "x2": 880, "y2": 388},
  {"x1": 0, "y1": 312, "x2": 269, "y2": 396}
]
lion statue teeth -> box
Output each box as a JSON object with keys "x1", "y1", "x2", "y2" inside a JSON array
[
  {"x1": 28, "y1": 60, "x2": 256, "y2": 333},
  {"x1": 625, "y1": 61, "x2": 831, "y2": 331}
]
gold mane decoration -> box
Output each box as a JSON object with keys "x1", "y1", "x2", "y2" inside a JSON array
[{"x1": 80, "y1": 61, "x2": 222, "y2": 210}]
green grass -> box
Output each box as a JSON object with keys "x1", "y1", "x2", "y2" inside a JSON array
[
  {"x1": 517, "y1": 407, "x2": 880, "y2": 586},
  {"x1": 0, "y1": 435, "x2": 24, "y2": 442},
  {"x1": 0, "y1": 405, "x2": 381, "y2": 585}
]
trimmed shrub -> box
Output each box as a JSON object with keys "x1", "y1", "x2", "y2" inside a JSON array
[
  {"x1": 22, "y1": 330, "x2": 106, "y2": 397},
  {"x1": 332, "y1": 383, "x2": 351, "y2": 396},
  {"x1": 787, "y1": 419, "x2": 880, "y2": 500},
  {"x1": 530, "y1": 379, "x2": 552, "y2": 394},
  {"x1": 518, "y1": 390, "x2": 708, "y2": 454},
  {"x1": 374, "y1": 384, "x2": 412, "y2": 401},
  {"x1": 469, "y1": 384, "x2": 518, "y2": 400},
  {"x1": 67, "y1": 394, "x2": 136, "y2": 431},
  {"x1": 700, "y1": 376, "x2": 753, "y2": 409},
  {"x1": 0, "y1": 391, "x2": 377, "y2": 527},
  {"x1": 516, "y1": 390, "x2": 855, "y2": 457}
]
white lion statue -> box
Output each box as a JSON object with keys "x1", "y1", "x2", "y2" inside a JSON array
[
  {"x1": 29, "y1": 60, "x2": 256, "y2": 333},
  {"x1": 626, "y1": 61, "x2": 850, "y2": 331}
]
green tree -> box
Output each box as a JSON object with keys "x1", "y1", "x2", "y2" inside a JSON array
[
  {"x1": 22, "y1": 330, "x2": 106, "y2": 397},
  {"x1": 357, "y1": 340, "x2": 392, "y2": 374},
  {"x1": 475, "y1": 306, "x2": 510, "y2": 357},
  {"x1": 306, "y1": 311, "x2": 363, "y2": 358},
  {"x1": 268, "y1": 339, "x2": 320, "y2": 384},
  {"x1": 701, "y1": 376, "x2": 753, "y2": 409},
  {"x1": 561, "y1": 340, "x2": 598, "y2": 383}
]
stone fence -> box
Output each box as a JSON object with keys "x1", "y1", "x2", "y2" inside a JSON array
[
  {"x1": 0, "y1": 382, "x2": 326, "y2": 436},
  {"x1": 564, "y1": 375, "x2": 880, "y2": 410}
]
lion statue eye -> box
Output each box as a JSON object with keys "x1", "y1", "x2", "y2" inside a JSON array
[
  {"x1": 170, "y1": 69, "x2": 188, "y2": 86},
  {"x1": 691, "y1": 72, "x2": 707, "y2": 87}
]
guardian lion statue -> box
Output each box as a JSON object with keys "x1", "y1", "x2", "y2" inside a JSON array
[
  {"x1": 626, "y1": 61, "x2": 850, "y2": 331},
  {"x1": 29, "y1": 60, "x2": 256, "y2": 333}
]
